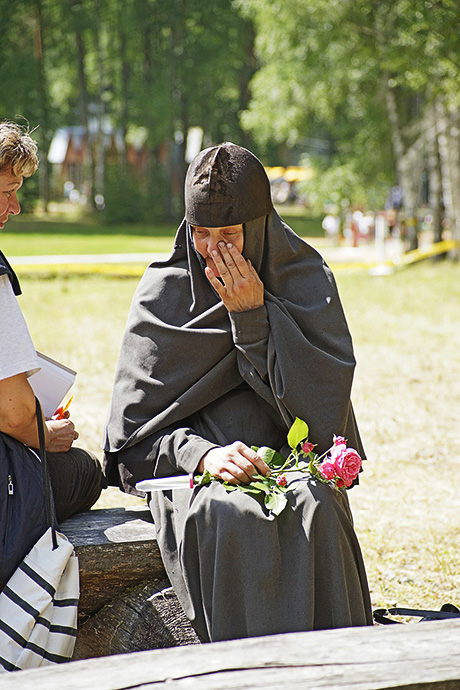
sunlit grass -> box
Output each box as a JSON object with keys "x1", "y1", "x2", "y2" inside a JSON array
[{"x1": 15, "y1": 261, "x2": 460, "y2": 614}]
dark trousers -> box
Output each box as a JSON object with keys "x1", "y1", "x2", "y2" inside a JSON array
[{"x1": 46, "y1": 447, "x2": 105, "y2": 524}]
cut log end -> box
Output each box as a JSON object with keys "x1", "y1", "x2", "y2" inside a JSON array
[{"x1": 73, "y1": 580, "x2": 200, "y2": 660}]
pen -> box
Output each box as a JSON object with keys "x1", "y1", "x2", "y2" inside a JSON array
[{"x1": 53, "y1": 396, "x2": 73, "y2": 420}]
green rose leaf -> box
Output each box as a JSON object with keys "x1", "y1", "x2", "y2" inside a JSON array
[
  {"x1": 287, "y1": 417, "x2": 309, "y2": 450},
  {"x1": 265, "y1": 490, "x2": 288, "y2": 516},
  {"x1": 196, "y1": 470, "x2": 213, "y2": 486},
  {"x1": 249, "y1": 480, "x2": 272, "y2": 494},
  {"x1": 256, "y1": 446, "x2": 286, "y2": 469},
  {"x1": 237, "y1": 485, "x2": 265, "y2": 496}
]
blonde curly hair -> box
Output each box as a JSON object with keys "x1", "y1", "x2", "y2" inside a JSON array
[{"x1": 0, "y1": 120, "x2": 39, "y2": 177}]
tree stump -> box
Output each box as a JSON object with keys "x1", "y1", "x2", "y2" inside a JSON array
[{"x1": 73, "y1": 580, "x2": 200, "y2": 659}]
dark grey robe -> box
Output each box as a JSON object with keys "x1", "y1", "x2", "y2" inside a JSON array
[{"x1": 104, "y1": 211, "x2": 372, "y2": 641}]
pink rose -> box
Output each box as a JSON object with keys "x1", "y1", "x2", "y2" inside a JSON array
[
  {"x1": 336, "y1": 477, "x2": 353, "y2": 488},
  {"x1": 336, "y1": 477, "x2": 353, "y2": 489},
  {"x1": 319, "y1": 461, "x2": 336, "y2": 481},
  {"x1": 334, "y1": 448, "x2": 362, "y2": 483},
  {"x1": 302, "y1": 441, "x2": 315, "y2": 454},
  {"x1": 329, "y1": 443, "x2": 346, "y2": 462},
  {"x1": 330, "y1": 437, "x2": 347, "y2": 460},
  {"x1": 276, "y1": 474, "x2": 287, "y2": 487}
]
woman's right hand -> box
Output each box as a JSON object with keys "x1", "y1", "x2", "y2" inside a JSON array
[
  {"x1": 197, "y1": 441, "x2": 271, "y2": 484},
  {"x1": 45, "y1": 418, "x2": 79, "y2": 453}
]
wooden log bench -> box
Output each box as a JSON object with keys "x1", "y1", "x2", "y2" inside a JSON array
[
  {"x1": 59, "y1": 506, "x2": 200, "y2": 659},
  {"x1": 3, "y1": 618, "x2": 460, "y2": 690}
]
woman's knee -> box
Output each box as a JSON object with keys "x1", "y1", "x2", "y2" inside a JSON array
[{"x1": 47, "y1": 447, "x2": 104, "y2": 522}]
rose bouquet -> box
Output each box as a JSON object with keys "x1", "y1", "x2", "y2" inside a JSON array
[{"x1": 196, "y1": 417, "x2": 362, "y2": 516}]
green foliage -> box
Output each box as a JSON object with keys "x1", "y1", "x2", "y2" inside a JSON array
[
  {"x1": 3, "y1": 0, "x2": 460, "y2": 217},
  {"x1": 16, "y1": 174, "x2": 41, "y2": 214},
  {"x1": 102, "y1": 167, "x2": 147, "y2": 224},
  {"x1": 0, "y1": 0, "x2": 257, "y2": 213},
  {"x1": 237, "y1": 0, "x2": 460, "y2": 209}
]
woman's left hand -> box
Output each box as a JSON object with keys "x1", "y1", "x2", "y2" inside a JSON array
[{"x1": 205, "y1": 242, "x2": 264, "y2": 312}]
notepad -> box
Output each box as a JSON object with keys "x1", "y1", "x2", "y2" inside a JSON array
[{"x1": 29, "y1": 351, "x2": 76, "y2": 418}]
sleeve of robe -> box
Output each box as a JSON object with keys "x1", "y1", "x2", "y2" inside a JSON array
[
  {"x1": 153, "y1": 427, "x2": 217, "y2": 477},
  {"x1": 228, "y1": 288, "x2": 361, "y2": 457},
  {"x1": 105, "y1": 424, "x2": 218, "y2": 490}
]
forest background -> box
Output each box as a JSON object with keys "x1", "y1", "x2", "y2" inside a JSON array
[
  {"x1": 1, "y1": 0, "x2": 460, "y2": 615},
  {"x1": 2, "y1": 0, "x2": 460, "y2": 253}
]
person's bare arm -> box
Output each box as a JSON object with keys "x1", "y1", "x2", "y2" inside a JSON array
[{"x1": 0, "y1": 373, "x2": 78, "y2": 451}]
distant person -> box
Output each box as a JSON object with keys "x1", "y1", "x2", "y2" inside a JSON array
[
  {"x1": 322, "y1": 213, "x2": 340, "y2": 245},
  {"x1": 358, "y1": 212, "x2": 375, "y2": 242},
  {"x1": 104, "y1": 142, "x2": 372, "y2": 643},
  {"x1": 351, "y1": 209, "x2": 363, "y2": 247},
  {"x1": 0, "y1": 120, "x2": 104, "y2": 590}
]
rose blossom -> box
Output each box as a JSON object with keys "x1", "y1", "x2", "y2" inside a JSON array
[
  {"x1": 318, "y1": 461, "x2": 336, "y2": 480},
  {"x1": 302, "y1": 441, "x2": 314, "y2": 454},
  {"x1": 336, "y1": 477, "x2": 353, "y2": 489},
  {"x1": 334, "y1": 448, "x2": 362, "y2": 483},
  {"x1": 330, "y1": 438, "x2": 347, "y2": 461}
]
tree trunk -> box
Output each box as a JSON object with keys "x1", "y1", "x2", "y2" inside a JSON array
[
  {"x1": 384, "y1": 78, "x2": 420, "y2": 251},
  {"x1": 71, "y1": 0, "x2": 96, "y2": 208},
  {"x1": 118, "y1": 0, "x2": 130, "y2": 174},
  {"x1": 437, "y1": 101, "x2": 460, "y2": 260},
  {"x1": 34, "y1": 0, "x2": 52, "y2": 212},
  {"x1": 92, "y1": 0, "x2": 105, "y2": 206},
  {"x1": 427, "y1": 104, "x2": 443, "y2": 245},
  {"x1": 142, "y1": 21, "x2": 170, "y2": 221},
  {"x1": 237, "y1": 23, "x2": 257, "y2": 149}
]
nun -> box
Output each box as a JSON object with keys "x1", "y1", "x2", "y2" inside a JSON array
[{"x1": 104, "y1": 142, "x2": 372, "y2": 642}]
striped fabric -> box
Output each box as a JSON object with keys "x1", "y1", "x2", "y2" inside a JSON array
[{"x1": 0, "y1": 528, "x2": 79, "y2": 671}]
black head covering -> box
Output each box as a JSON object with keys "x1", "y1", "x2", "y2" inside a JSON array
[{"x1": 184, "y1": 142, "x2": 273, "y2": 227}]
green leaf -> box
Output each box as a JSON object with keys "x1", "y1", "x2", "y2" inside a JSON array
[
  {"x1": 196, "y1": 470, "x2": 213, "y2": 486},
  {"x1": 256, "y1": 446, "x2": 286, "y2": 469},
  {"x1": 236, "y1": 484, "x2": 265, "y2": 496},
  {"x1": 265, "y1": 490, "x2": 288, "y2": 516},
  {"x1": 287, "y1": 417, "x2": 309, "y2": 450},
  {"x1": 222, "y1": 483, "x2": 237, "y2": 492},
  {"x1": 249, "y1": 480, "x2": 272, "y2": 494}
]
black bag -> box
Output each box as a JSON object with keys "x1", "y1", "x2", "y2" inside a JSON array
[
  {"x1": 373, "y1": 603, "x2": 460, "y2": 624},
  {"x1": 0, "y1": 400, "x2": 54, "y2": 591},
  {"x1": 0, "y1": 398, "x2": 79, "y2": 670}
]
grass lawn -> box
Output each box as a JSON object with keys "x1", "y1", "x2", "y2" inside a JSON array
[
  {"x1": 13, "y1": 257, "x2": 460, "y2": 617},
  {"x1": 1, "y1": 205, "x2": 323, "y2": 256},
  {"x1": 1, "y1": 217, "x2": 178, "y2": 256}
]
